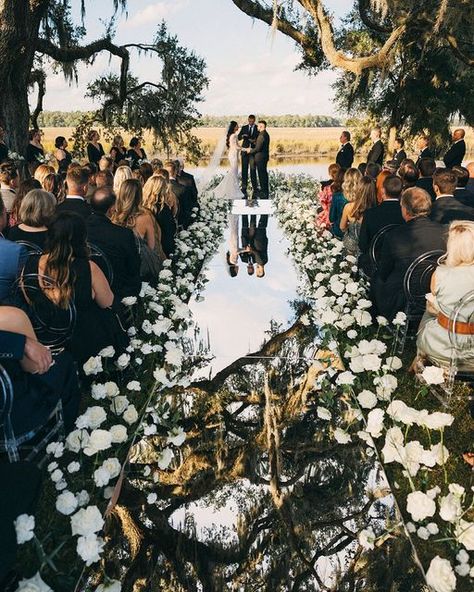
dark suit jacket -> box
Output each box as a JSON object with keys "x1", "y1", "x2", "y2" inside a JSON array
[
  {"x1": 57, "y1": 197, "x2": 92, "y2": 220},
  {"x1": 454, "y1": 187, "x2": 474, "y2": 208},
  {"x1": 0, "y1": 238, "x2": 27, "y2": 300},
  {"x1": 86, "y1": 212, "x2": 141, "y2": 299},
  {"x1": 178, "y1": 170, "x2": 198, "y2": 205},
  {"x1": 367, "y1": 140, "x2": 384, "y2": 165},
  {"x1": 170, "y1": 179, "x2": 194, "y2": 229},
  {"x1": 336, "y1": 142, "x2": 354, "y2": 169},
  {"x1": 249, "y1": 131, "x2": 270, "y2": 162},
  {"x1": 393, "y1": 149, "x2": 407, "y2": 168},
  {"x1": 0, "y1": 330, "x2": 26, "y2": 360},
  {"x1": 416, "y1": 177, "x2": 436, "y2": 202},
  {"x1": 155, "y1": 205, "x2": 177, "y2": 257},
  {"x1": 444, "y1": 140, "x2": 466, "y2": 168},
  {"x1": 430, "y1": 195, "x2": 474, "y2": 225},
  {"x1": 373, "y1": 217, "x2": 446, "y2": 320},
  {"x1": 416, "y1": 147, "x2": 434, "y2": 166},
  {"x1": 238, "y1": 124, "x2": 259, "y2": 149}
]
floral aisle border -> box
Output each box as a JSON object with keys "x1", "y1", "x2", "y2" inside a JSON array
[
  {"x1": 13, "y1": 187, "x2": 231, "y2": 591},
  {"x1": 272, "y1": 172, "x2": 473, "y2": 592}
]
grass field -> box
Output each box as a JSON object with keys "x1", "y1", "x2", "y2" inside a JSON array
[{"x1": 40, "y1": 125, "x2": 474, "y2": 160}]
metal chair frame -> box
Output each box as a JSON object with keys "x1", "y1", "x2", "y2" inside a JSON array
[
  {"x1": 87, "y1": 242, "x2": 114, "y2": 286},
  {"x1": 369, "y1": 224, "x2": 400, "y2": 273}
]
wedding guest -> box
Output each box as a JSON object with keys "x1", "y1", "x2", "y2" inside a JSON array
[
  {"x1": 113, "y1": 165, "x2": 133, "y2": 195},
  {"x1": 376, "y1": 169, "x2": 391, "y2": 204},
  {"x1": 54, "y1": 136, "x2": 72, "y2": 175},
  {"x1": 358, "y1": 162, "x2": 368, "y2": 175},
  {"x1": 466, "y1": 162, "x2": 474, "y2": 192},
  {"x1": 8, "y1": 189, "x2": 56, "y2": 251},
  {"x1": 109, "y1": 135, "x2": 127, "y2": 166},
  {"x1": 453, "y1": 165, "x2": 474, "y2": 206},
  {"x1": 25, "y1": 129, "x2": 44, "y2": 166},
  {"x1": 154, "y1": 169, "x2": 178, "y2": 215},
  {"x1": 57, "y1": 167, "x2": 91, "y2": 220},
  {"x1": 444, "y1": 128, "x2": 466, "y2": 168},
  {"x1": 139, "y1": 162, "x2": 154, "y2": 185},
  {"x1": 316, "y1": 163, "x2": 341, "y2": 229},
  {"x1": 127, "y1": 137, "x2": 147, "y2": 170},
  {"x1": 176, "y1": 158, "x2": 198, "y2": 204},
  {"x1": 340, "y1": 175, "x2": 377, "y2": 256},
  {"x1": 358, "y1": 174, "x2": 404, "y2": 273},
  {"x1": 98, "y1": 156, "x2": 114, "y2": 173},
  {"x1": 392, "y1": 137, "x2": 407, "y2": 168},
  {"x1": 34, "y1": 163, "x2": 55, "y2": 188},
  {"x1": 42, "y1": 173, "x2": 63, "y2": 201},
  {"x1": 0, "y1": 124, "x2": 8, "y2": 162},
  {"x1": 415, "y1": 158, "x2": 437, "y2": 201},
  {"x1": 366, "y1": 162, "x2": 381, "y2": 180},
  {"x1": 329, "y1": 167, "x2": 362, "y2": 239},
  {"x1": 151, "y1": 158, "x2": 164, "y2": 174},
  {"x1": 367, "y1": 127, "x2": 384, "y2": 166},
  {"x1": 95, "y1": 170, "x2": 114, "y2": 188},
  {"x1": 164, "y1": 160, "x2": 194, "y2": 229},
  {"x1": 0, "y1": 198, "x2": 27, "y2": 299},
  {"x1": 86, "y1": 130, "x2": 105, "y2": 166},
  {"x1": 9, "y1": 178, "x2": 41, "y2": 227},
  {"x1": 399, "y1": 163, "x2": 419, "y2": 189},
  {"x1": 336, "y1": 131, "x2": 354, "y2": 170},
  {"x1": 416, "y1": 134, "x2": 433, "y2": 165},
  {"x1": 417, "y1": 221, "x2": 474, "y2": 371},
  {"x1": 86, "y1": 186, "x2": 141, "y2": 299},
  {"x1": 83, "y1": 162, "x2": 98, "y2": 199},
  {"x1": 142, "y1": 175, "x2": 177, "y2": 257},
  {"x1": 0, "y1": 161, "x2": 18, "y2": 214},
  {"x1": 430, "y1": 168, "x2": 474, "y2": 224},
  {"x1": 373, "y1": 187, "x2": 446, "y2": 320}
]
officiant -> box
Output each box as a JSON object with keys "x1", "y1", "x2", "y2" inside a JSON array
[{"x1": 238, "y1": 114, "x2": 259, "y2": 196}]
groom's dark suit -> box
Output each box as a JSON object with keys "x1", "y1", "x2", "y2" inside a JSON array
[
  {"x1": 249, "y1": 130, "x2": 270, "y2": 197},
  {"x1": 238, "y1": 124, "x2": 259, "y2": 193}
]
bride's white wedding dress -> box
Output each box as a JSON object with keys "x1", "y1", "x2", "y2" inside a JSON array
[{"x1": 213, "y1": 133, "x2": 245, "y2": 200}]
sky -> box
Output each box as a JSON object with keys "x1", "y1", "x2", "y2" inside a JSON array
[{"x1": 39, "y1": 0, "x2": 352, "y2": 116}]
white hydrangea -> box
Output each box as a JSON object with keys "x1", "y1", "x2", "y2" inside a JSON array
[{"x1": 14, "y1": 514, "x2": 35, "y2": 544}]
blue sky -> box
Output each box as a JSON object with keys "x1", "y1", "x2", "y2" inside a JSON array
[{"x1": 40, "y1": 0, "x2": 351, "y2": 115}]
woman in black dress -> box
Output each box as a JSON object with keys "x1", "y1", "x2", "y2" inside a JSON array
[
  {"x1": 127, "y1": 137, "x2": 147, "y2": 170},
  {"x1": 142, "y1": 175, "x2": 177, "y2": 257},
  {"x1": 86, "y1": 129, "x2": 105, "y2": 166},
  {"x1": 25, "y1": 129, "x2": 44, "y2": 165},
  {"x1": 54, "y1": 136, "x2": 72, "y2": 175},
  {"x1": 7, "y1": 189, "x2": 56, "y2": 251},
  {"x1": 110, "y1": 135, "x2": 127, "y2": 166}
]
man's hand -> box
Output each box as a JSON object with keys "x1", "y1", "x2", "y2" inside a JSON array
[{"x1": 22, "y1": 338, "x2": 53, "y2": 374}]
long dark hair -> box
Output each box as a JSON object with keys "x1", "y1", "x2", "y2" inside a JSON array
[
  {"x1": 44, "y1": 211, "x2": 89, "y2": 308},
  {"x1": 226, "y1": 121, "x2": 238, "y2": 148}
]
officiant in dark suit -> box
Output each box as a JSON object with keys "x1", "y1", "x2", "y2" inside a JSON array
[
  {"x1": 367, "y1": 127, "x2": 384, "y2": 165},
  {"x1": 336, "y1": 131, "x2": 354, "y2": 169},
  {"x1": 444, "y1": 128, "x2": 466, "y2": 168},
  {"x1": 416, "y1": 134, "x2": 434, "y2": 166},
  {"x1": 246, "y1": 121, "x2": 270, "y2": 198},
  {"x1": 238, "y1": 114, "x2": 259, "y2": 195}
]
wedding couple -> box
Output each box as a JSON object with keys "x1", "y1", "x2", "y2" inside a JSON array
[{"x1": 214, "y1": 115, "x2": 270, "y2": 200}]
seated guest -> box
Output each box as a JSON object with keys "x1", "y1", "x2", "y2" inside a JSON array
[
  {"x1": 0, "y1": 198, "x2": 27, "y2": 300},
  {"x1": 417, "y1": 221, "x2": 474, "y2": 371},
  {"x1": 127, "y1": 137, "x2": 147, "y2": 170},
  {"x1": 42, "y1": 173, "x2": 64, "y2": 201},
  {"x1": 373, "y1": 188, "x2": 446, "y2": 320},
  {"x1": 9, "y1": 178, "x2": 42, "y2": 227},
  {"x1": 98, "y1": 155, "x2": 114, "y2": 173},
  {"x1": 452, "y1": 165, "x2": 474, "y2": 207},
  {"x1": 340, "y1": 176, "x2": 377, "y2": 256},
  {"x1": 358, "y1": 162, "x2": 367, "y2": 175},
  {"x1": 330, "y1": 167, "x2": 362, "y2": 239},
  {"x1": 415, "y1": 157, "x2": 437, "y2": 201},
  {"x1": 466, "y1": 162, "x2": 474, "y2": 192},
  {"x1": 376, "y1": 169, "x2": 391, "y2": 204},
  {"x1": 95, "y1": 170, "x2": 114, "y2": 188},
  {"x1": 139, "y1": 162, "x2": 154, "y2": 185},
  {"x1": 431, "y1": 168, "x2": 474, "y2": 224},
  {"x1": 142, "y1": 175, "x2": 177, "y2": 257},
  {"x1": 34, "y1": 163, "x2": 55, "y2": 188},
  {"x1": 132, "y1": 168, "x2": 146, "y2": 186},
  {"x1": 83, "y1": 162, "x2": 97, "y2": 199},
  {"x1": 176, "y1": 158, "x2": 199, "y2": 205},
  {"x1": 393, "y1": 137, "x2": 407, "y2": 168},
  {"x1": 86, "y1": 129, "x2": 105, "y2": 166},
  {"x1": 23, "y1": 211, "x2": 126, "y2": 363},
  {"x1": 87, "y1": 186, "x2": 141, "y2": 299},
  {"x1": 416, "y1": 134, "x2": 433, "y2": 165},
  {"x1": 0, "y1": 160, "x2": 18, "y2": 214},
  {"x1": 7, "y1": 189, "x2": 56, "y2": 250},
  {"x1": 57, "y1": 167, "x2": 91, "y2": 219},
  {"x1": 54, "y1": 136, "x2": 72, "y2": 175},
  {"x1": 359, "y1": 174, "x2": 404, "y2": 274},
  {"x1": 151, "y1": 158, "x2": 163, "y2": 174},
  {"x1": 444, "y1": 128, "x2": 466, "y2": 168},
  {"x1": 164, "y1": 160, "x2": 194, "y2": 230},
  {"x1": 316, "y1": 163, "x2": 342, "y2": 229},
  {"x1": 336, "y1": 130, "x2": 354, "y2": 170},
  {"x1": 109, "y1": 135, "x2": 127, "y2": 167},
  {"x1": 365, "y1": 162, "x2": 381, "y2": 180},
  {"x1": 25, "y1": 129, "x2": 44, "y2": 166},
  {"x1": 399, "y1": 162, "x2": 419, "y2": 189},
  {"x1": 113, "y1": 164, "x2": 133, "y2": 195}
]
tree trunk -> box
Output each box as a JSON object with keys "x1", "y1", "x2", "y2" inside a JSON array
[{"x1": 387, "y1": 125, "x2": 397, "y2": 155}]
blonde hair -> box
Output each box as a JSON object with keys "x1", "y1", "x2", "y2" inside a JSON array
[
  {"x1": 142, "y1": 175, "x2": 172, "y2": 215},
  {"x1": 444, "y1": 221, "x2": 474, "y2": 267},
  {"x1": 351, "y1": 176, "x2": 377, "y2": 221},
  {"x1": 111, "y1": 178, "x2": 144, "y2": 229},
  {"x1": 19, "y1": 189, "x2": 56, "y2": 227},
  {"x1": 112, "y1": 135, "x2": 124, "y2": 148},
  {"x1": 34, "y1": 164, "x2": 55, "y2": 187},
  {"x1": 342, "y1": 168, "x2": 363, "y2": 203},
  {"x1": 113, "y1": 165, "x2": 133, "y2": 194}
]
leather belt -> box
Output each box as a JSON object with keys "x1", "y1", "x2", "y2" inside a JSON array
[{"x1": 437, "y1": 312, "x2": 474, "y2": 335}]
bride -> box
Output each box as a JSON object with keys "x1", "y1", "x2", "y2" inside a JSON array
[{"x1": 213, "y1": 121, "x2": 245, "y2": 200}]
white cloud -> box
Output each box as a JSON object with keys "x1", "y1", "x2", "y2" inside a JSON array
[{"x1": 119, "y1": 1, "x2": 186, "y2": 30}]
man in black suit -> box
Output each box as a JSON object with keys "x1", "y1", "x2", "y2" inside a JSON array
[
  {"x1": 57, "y1": 167, "x2": 91, "y2": 219},
  {"x1": 336, "y1": 130, "x2": 354, "y2": 169},
  {"x1": 86, "y1": 187, "x2": 141, "y2": 300},
  {"x1": 431, "y1": 168, "x2": 474, "y2": 225},
  {"x1": 358, "y1": 175, "x2": 404, "y2": 275},
  {"x1": 176, "y1": 158, "x2": 198, "y2": 206},
  {"x1": 415, "y1": 158, "x2": 436, "y2": 201},
  {"x1": 416, "y1": 135, "x2": 434, "y2": 166},
  {"x1": 164, "y1": 160, "x2": 194, "y2": 229},
  {"x1": 238, "y1": 114, "x2": 259, "y2": 195},
  {"x1": 373, "y1": 188, "x2": 446, "y2": 320},
  {"x1": 392, "y1": 137, "x2": 407, "y2": 168},
  {"x1": 444, "y1": 128, "x2": 466, "y2": 168},
  {"x1": 245, "y1": 120, "x2": 270, "y2": 198},
  {"x1": 367, "y1": 127, "x2": 384, "y2": 166},
  {"x1": 452, "y1": 165, "x2": 474, "y2": 207}
]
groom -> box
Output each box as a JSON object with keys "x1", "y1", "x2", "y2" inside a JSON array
[
  {"x1": 238, "y1": 114, "x2": 259, "y2": 196},
  {"x1": 245, "y1": 120, "x2": 270, "y2": 198}
]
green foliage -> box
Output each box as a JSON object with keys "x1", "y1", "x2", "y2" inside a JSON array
[
  {"x1": 37, "y1": 111, "x2": 96, "y2": 127},
  {"x1": 199, "y1": 114, "x2": 342, "y2": 127}
]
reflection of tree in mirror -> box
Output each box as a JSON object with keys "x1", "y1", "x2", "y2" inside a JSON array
[{"x1": 86, "y1": 310, "x2": 424, "y2": 591}]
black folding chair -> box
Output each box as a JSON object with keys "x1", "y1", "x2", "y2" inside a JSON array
[
  {"x1": 16, "y1": 241, "x2": 43, "y2": 256},
  {"x1": 369, "y1": 224, "x2": 400, "y2": 274}
]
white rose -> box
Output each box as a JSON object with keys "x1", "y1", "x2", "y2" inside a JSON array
[
  {"x1": 406, "y1": 491, "x2": 436, "y2": 522},
  {"x1": 46, "y1": 442, "x2": 64, "y2": 458},
  {"x1": 439, "y1": 493, "x2": 463, "y2": 523},
  {"x1": 76, "y1": 534, "x2": 105, "y2": 566},
  {"x1": 362, "y1": 354, "x2": 382, "y2": 372},
  {"x1": 425, "y1": 556, "x2": 456, "y2": 592},
  {"x1": 358, "y1": 527, "x2": 376, "y2": 550},
  {"x1": 76, "y1": 406, "x2": 107, "y2": 430},
  {"x1": 94, "y1": 467, "x2": 111, "y2": 487},
  {"x1": 14, "y1": 514, "x2": 35, "y2": 544},
  {"x1": 158, "y1": 447, "x2": 174, "y2": 469},
  {"x1": 376, "y1": 315, "x2": 388, "y2": 326},
  {"x1": 317, "y1": 406, "x2": 332, "y2": 421},
  {"x1": 83, "y1": 429, "x2": 112, "y2": 456},
  {"x1": 334, "y1": 428, "x2": 351, "y2": 444},
  {"x1": 96, "y1": 580, "x2": 122, "y2": 592},
  {"x1": 127, "y1": 381, "x2": 141, "y2": 392},
  {"x1": 455, "y1": 519, "x2": 474, "y2": 551},
  {"x1": 70, "y1": 505, "x2": 104, "y2": 537},
  {"x1": 110, "y1": 396, "x2": 129, "y2": 415},
  {"x1": 374, "y1": 374, "x2": 397, "y2": 400},
  {"x1": 105, "y1": 382, "x2": 120, "y2": 398},
  {"x1": 352, "y1": 309, "x2": 372, "y2": 327},
  {"x1": 392, "y1": 311, "x2": 407, "y2": 326},
  {"x1": 347, "y1": 329, "x2": 357, "y2": 339},
  {"x1": 336, "y1": 371, "x2": 355, "y2": 386},
  {"x1": 402, "y1": 440, "x2": 425, "y2": 476},
  {"x1": 123, "y1": 404, "x2": 139, "y2": 425},
  {"x1": 110, "y1": 424, "x2": 128, "y2": 444},
  {"x1": 91, "y1": 383, "x2": 108, "y2": 400},
  {"x1": 116, "y1": 353, "x2": 130, "y2": 369},
  {"x1": 98, "y1": 345, "x2": 115, "y2": 358},
  {"x1": 366, "y1": 409, "x2": 385, "y2": 438},
  {"x1": 421, "y1": 366, "x2": 445, "y2": 385},
  {"x1": 349, "y1": 356, "x2": 365, "y2": 373},
  {"x1": 384, "y1": 356, "x2": 403, "y2": 370},
  {"x1": 357, "y1": 390, "x2": 378, "y2": 409},
  {"x1": 121, "y1": 296, "x2": 137, "y2": 306},
  {"x1": 101, "y1": 457, "x2": 121, "y2": 480},
  {"x1": 381, "y1": 427, "x2": 404, "y2": 463},
  {"x1": 167, "y1": 427, "x2": 186, "y2": 447},
  {"x1": 67, "y1": 461, "x2": 80, "y2": 474},
  {"x1": 56, "y1": 491, "x2": 78, "y2": 516},
  {"x1": 83, "y1": 356, "x2": 103, "y2": 376},
  {"x1": 15, "y1": 572, "x2": 52, "y2": 591},
  {"x1": 422, "y1": 412, "x2": 454, "y2": 430},
  {"x1": 50, "y1": 469, "x2": 63, "y2": 483}
]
